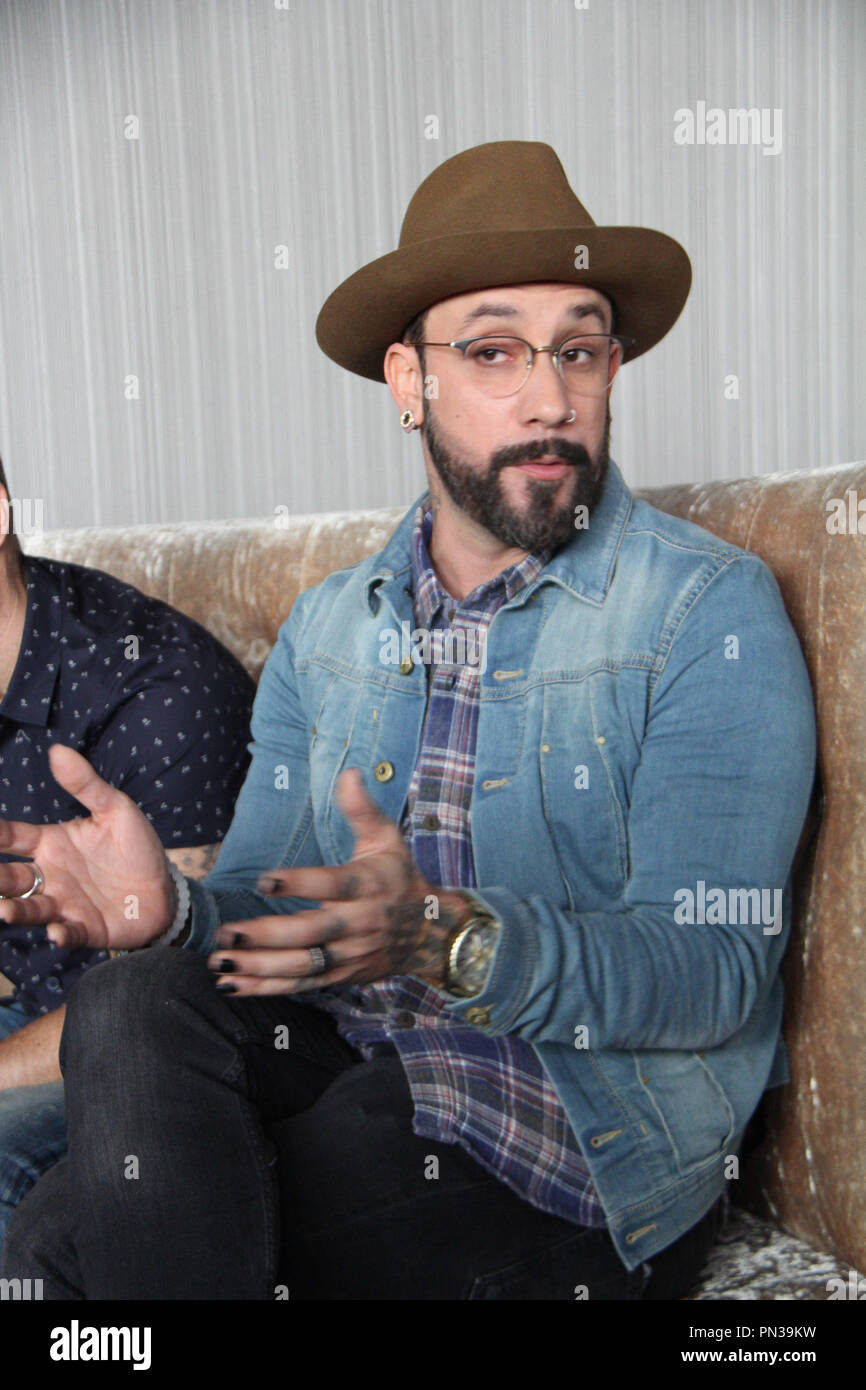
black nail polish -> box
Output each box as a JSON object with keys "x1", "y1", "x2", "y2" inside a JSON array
[
  {"x1": 231, "y1": 932, "x2": 247, "y2": 948},
  {"x1": 217, "y1": 958, "x2": 236, "y2": 972},
  {"x1": 215, "y1": 980, "x2": 238, "y2": 994}
]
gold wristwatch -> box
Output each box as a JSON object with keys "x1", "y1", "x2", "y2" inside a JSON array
[{"x1": 445, "y1": 898, "x2": 501, "y2": 998}]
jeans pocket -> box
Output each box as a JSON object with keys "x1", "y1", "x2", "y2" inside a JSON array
[{"x1": 467, "y1": 1224, "x2": 646, "y2": 1301}]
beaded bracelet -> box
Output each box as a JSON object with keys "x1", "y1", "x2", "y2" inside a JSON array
[{"x1": 150, "y1": 860, "x2": 191, "y2": 947}]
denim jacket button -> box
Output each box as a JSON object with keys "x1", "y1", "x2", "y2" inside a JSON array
[
  {"x1": 466, "y1": 1007, "x2": 491, "y2": 1027},
  {"x1": 374, "y1": 760, "x2": 395, "y2": 782},
  {"x1": 399, "y1": 656, "x2": 414, "y2": 675}
]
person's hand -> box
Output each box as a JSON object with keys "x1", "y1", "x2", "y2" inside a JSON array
[
  {"x1": 0, "y1": 744, "x2": 174, "y2": 950},
  {"x1": 207, "y1": 768, "x2": 473, "y2": 995}
]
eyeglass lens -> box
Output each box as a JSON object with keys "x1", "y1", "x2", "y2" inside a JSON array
[{"x1": 461, "y1": 336, "x2": 618, "y2": 397}]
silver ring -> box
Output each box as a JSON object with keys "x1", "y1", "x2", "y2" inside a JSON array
[
  {"x1": 308, "y1": 945, "x2": 330, "y2": 976},
  {"x1": 0, "y1": 861, "x2": 44, "y2": 901}
]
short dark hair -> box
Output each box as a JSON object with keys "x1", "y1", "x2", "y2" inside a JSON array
[
  {"x1": 402, "y1": 306, "x2": 428, "y2": 381},
  {"x1": 0, "y1": 454, "x2": 21, "y2": 554}
]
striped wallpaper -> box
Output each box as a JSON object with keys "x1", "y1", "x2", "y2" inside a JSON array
[{"x1": 0, "y1": 0, "x2": 862, "y2": 531}]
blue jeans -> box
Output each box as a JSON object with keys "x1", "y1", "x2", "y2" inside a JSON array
[
  {"x1": 2, "y1": 950, "x2": 721, "y2": 1299},
  {"x1": 0, "y1": 999, "x2": 67, "y2": 1252}
]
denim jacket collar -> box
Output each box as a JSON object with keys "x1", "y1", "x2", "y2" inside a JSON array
[{"x1": 363, "y1": 457, "x2": 634, "y2": 618}]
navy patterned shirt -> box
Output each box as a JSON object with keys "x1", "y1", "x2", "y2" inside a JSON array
[
  {"x1": 311, "y1": 504, "x2": 606, "y2": 1229},
  {"x1": 0, "y1": 555, "x2": 254, "y2": 1013}
]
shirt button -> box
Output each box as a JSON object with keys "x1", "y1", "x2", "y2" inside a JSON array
[
  {"x1": 422, "y1": 813, "x2": 440, "y2": 830},
  {"x1": 466, "y1": 1007, "x2": 491, "y2": 1027},
  {"x1": 374, "y1": 760, "x2": 395, "y2": 782},
  {"x1": 393, "y1": 1011, "x2": 415, "y2": 1028}
]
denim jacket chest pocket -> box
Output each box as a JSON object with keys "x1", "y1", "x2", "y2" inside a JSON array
[
  {"x1": 304, "y1": 666, "x2": 368, "y2": 862},
  {"x1": 536, "y1": 665, "x2": 646, "y2": 909},
  {"x1": 304, "y1": 662, "x2": 403, "y2": 863}
]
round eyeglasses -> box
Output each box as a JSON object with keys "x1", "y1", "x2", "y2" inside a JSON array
[{"x1": 419, "y1": 333, "x2": 634, "y2": 398}]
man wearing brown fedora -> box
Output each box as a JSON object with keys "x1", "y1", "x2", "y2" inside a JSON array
[{"x1": 1, "y1": 141, "x2": 815, "y2": 1300}]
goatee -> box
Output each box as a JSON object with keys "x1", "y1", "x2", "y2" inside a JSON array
[{"x1": 422, "y1": 405, "x2": 611, "y2": 552}]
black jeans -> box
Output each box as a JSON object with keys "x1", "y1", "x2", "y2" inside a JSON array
[{"x1": 1, "y1": 949, "x2": 721, "y2": 1299}]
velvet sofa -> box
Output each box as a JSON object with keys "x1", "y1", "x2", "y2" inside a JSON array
[{"x1": 15, "y1": 459, "x2": 866, "y2": 1299}]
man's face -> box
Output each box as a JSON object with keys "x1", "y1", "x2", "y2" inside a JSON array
[{"x1": 418, "y1": 283, "x2": 619, "y2": 551}]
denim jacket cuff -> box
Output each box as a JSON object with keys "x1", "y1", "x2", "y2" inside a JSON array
[
  {"x1": 434, "y1": 885, "x2": 534, "y2": 1033},
  {"x1": 182, "y1": 877, "x2": 222, "y2": 957}
]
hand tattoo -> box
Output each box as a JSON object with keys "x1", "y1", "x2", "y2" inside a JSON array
[{"x1": 384, "y1": 892, "x2": 473, "y2": 987}]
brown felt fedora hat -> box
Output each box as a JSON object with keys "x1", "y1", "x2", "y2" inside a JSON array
[{"x1": 315, "y1": 140, "x2": 691, "y2": 383}]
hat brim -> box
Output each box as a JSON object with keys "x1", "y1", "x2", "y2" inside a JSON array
[{"x1": 315, "y1": 225, "x2": 691, "y2": 382}]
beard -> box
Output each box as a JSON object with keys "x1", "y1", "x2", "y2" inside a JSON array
[{"x1": 421, "y1": 401, "x2": 611, "y2": 552}]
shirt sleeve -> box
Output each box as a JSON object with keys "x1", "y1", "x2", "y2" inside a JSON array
[{"x1": 87, "y1": 636, "x2": 255, "y2": 848}]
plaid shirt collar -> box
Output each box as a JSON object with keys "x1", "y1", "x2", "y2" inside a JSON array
[{"x1": 409, "y1": 502, "x2": 554, "y2": 627}]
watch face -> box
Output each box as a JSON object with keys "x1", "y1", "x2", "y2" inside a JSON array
[{"x1": 454, "y1": 921, "x2": 498, "y2": 994}]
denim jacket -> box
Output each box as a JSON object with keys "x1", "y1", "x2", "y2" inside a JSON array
[{"x1": 185, "y1": 458, "x2": 817, "y2": 1271}]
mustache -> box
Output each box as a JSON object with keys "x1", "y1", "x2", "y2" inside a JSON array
[{"x1": 492, "y1": 438, "x2": 592, "y2": 470}]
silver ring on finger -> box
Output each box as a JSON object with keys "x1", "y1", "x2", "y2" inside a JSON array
[
  {"x1": 307, "y1": 945, "x2": 331, "y2": 976},
  {"x1": 0, "y1": 861, "x2": 45, "y2": 901}
]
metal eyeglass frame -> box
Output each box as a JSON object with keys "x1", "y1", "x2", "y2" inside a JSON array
[{"x1": 418, "y1": 333, "x2": 635, "y2": 397}]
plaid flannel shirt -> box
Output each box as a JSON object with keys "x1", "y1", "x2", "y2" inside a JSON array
[{"x1": 310, "y1": 503, "x2": 605, "y2": 1228}]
